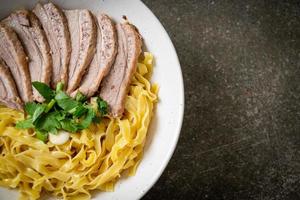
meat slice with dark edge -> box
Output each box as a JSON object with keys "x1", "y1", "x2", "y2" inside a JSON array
[
  {"x1": 100, "y1": 22, "x2": 142, "y2": 117},
  {"x1": 71, "y1": 14, "x2": 117, "y2": 97},
  {"x1": 64, "y1": 9, "x2": 97, "y2": 94},
  {"x1": 2, "y1": 10, "x2": 52, "y2": 102},
  {"x1": 0, "y1": 24, "x2": 32, "y2": 103},
  {"x1": 33, "y1": 2, "x2": 71, "y2": 88},
  {"x1": 0, "y1": 59, "x2": 23, "y2": 110}
]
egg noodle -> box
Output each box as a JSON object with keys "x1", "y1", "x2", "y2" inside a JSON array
[{"x1": 0, "y1": 52, "x2": 158, "y2": 200}]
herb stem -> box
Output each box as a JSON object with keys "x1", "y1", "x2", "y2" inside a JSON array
[
  {"x1": 56, "y1": 82, "x2": 64, "y2": 93},
  {"x1": 45, "y1": 99, "x2": 56, "y2": 113}
]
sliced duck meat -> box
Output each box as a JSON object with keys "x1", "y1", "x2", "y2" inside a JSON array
[
  {"x1": 71, "y1": 14, "x2": 117, "y2": 98},
  {"x1": 33, "y1": 2, "x2": 71, "y2": 88},
  {"x1": 0, "y1": 24, "x2": 32, "y2": 103},
  {"x1": 64, "y1": 9, "x2": 97, "y2": 94},
  {"x1": 0, "y1": 59, "x2": 23, "y2": 110},
  {"x1": 2, "y1": 10, "x2": 52, "y2": 102},
  {"x1": 100, "y1": 22, "x2": 142, "y2": 117}
]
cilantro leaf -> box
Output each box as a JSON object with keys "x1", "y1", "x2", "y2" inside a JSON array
[
  {"x1": 36, "y1": 131, "x2": 48, "y2": 142},
  {"x1": 32, "y1": 104, "x2": 46, "y2": 122},
  {"x1": 16, "y1": 118, "x2": 34, "y2": 129},
  {"x1": 55, "y1": 91, "x2": 80, "y2": 111},
  {"x1": 97, "y1": 98, "x2": 108, "y2": 115},
  {"x1": 24, "y1": 102, "x2": 40, "y2": 116},
  {"x1": 32, "y1": 82, "x2": 54, "y2": 102},
  {"x1": 55, "y1": 111, "x2": 67, "y2": 121},
  {"x1": 35, "y1": 111, "x2": 62, "y2": 134},
  {"x1": 70, "y1": 104, "x2": 87, "y2": 118},
  {"x1": 60, "y1": 119, "x2": 78, "y2": 133},
  {"x1": 54, "y1": 90, "x2": 69, "y2": 100},
  {"x1": 75, "y1": 91, "x2": 87, "y2": 102},
  {"x1": 77, "y1": 107, "x2": 96, "y2": 129}
]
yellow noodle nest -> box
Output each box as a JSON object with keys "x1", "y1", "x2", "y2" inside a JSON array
[{"x1": 0, "y1": 52, "x2": 158, "y2": 200}]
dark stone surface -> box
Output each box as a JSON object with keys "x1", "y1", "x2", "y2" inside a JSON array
[{"x1": 141, "y1": 0, "x2": 300, "y2": 199}]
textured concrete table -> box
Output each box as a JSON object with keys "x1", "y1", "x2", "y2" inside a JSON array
[{"x1": 142, "y1": 0, "x2": 300, "y2": 199}]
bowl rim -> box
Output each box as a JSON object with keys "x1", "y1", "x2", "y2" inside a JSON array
[{"x1": 137, "y1": 1, "x2": 185, "y2": 199}]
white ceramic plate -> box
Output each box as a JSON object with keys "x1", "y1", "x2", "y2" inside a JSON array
[{"x1": 0, "y1": 0, "x2": 184, "y2": 199}]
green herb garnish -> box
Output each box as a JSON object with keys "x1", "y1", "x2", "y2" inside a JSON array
[
  {"x1": 55, "y1": 91, "x2": 80, "y2": 112},
  {"x1": 16, "y1": 82, "x2": 108, "y2": 142},
  {"x1": 36, "y1": 131, "x2": 48, "y2": 142},
  {"x1": 15, "y1": 118, "x2": 34, "y2": 129},
  {"x1": 32, "y1": 81, "x2": 54, "y2": 102},
  {"x1": 75, "y1": 91, "x2": 87, "y2": 102},
  {"x1": 97, "y1": 98, "x2": 108, "y2": 116},
  {"x1": 77, "y1": 107, "x2": 96, "y2": 129}
]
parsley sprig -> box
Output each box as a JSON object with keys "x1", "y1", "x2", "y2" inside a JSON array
[{"x1": 16, "y1": 82, "x2": 108, "y2": 142}]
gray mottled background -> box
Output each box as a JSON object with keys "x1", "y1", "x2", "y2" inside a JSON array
[{"x1": 141, "y1": 0, "x2": 300, "y2": 199}]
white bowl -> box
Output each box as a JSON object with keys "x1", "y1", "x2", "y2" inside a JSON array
[{"x1": 0, "y1": 0, "x2": 184, "y2": 199}]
